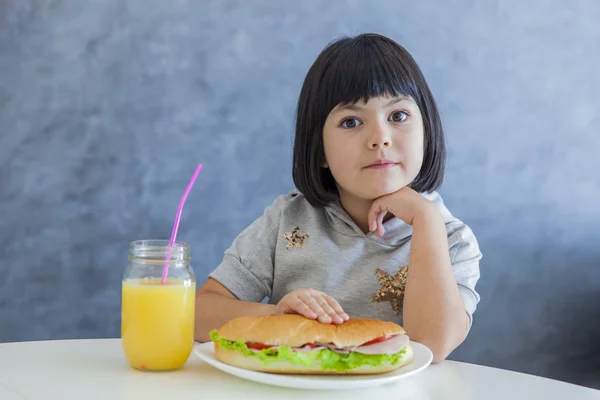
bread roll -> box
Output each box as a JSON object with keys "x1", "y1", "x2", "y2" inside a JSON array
[{"x1": 217, "y1": 314, "x2": 406, "y2": 348}]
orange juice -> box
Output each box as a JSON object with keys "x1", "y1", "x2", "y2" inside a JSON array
[{"x1": 121, "y1": 278, "x2": 196, "y2": 371}]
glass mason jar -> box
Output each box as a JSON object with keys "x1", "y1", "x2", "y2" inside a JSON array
[{"x1": 121, "y1": 240, "x2": 196, "y2": 371}]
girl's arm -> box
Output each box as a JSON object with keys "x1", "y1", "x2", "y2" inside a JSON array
[
  {"x1": 194, "y1": 278, "x2": 279, "y2": 342},
  {"x1": 402, "y1": 209, "x2": 469, "y2": 363},
  {"x1": 368, "y1": 187, "x2": 476, "y2": 363},
  {"x1": 195, "y1": 279, "x2": 349, "y2": 342}
]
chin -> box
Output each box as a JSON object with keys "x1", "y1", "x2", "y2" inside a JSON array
[
  {"x1": 377, "y1": 180, "x2": 410, "y2": 195},
  {"x1": 338, "y1": 175, "x2": 414, "y2": 201},
  {"x1": 360, "y1": 183, "x2": 407, "y2": 200}
]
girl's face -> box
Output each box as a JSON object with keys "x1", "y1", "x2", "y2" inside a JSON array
[{"x1": 322, "y1": 95, "x2": 424, "y2": 201}]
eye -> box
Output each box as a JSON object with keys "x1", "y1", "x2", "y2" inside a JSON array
[
  {"x1": 389, "y1": 111, "x2": 408, "y2": 123},
  {"x1": 340, "y1": 117, "x2": 362, "y2": 129}
]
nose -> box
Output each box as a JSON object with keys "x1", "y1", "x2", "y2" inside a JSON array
[{"x1": 367, "y1": 125, "x2": 392, "y2": 150}]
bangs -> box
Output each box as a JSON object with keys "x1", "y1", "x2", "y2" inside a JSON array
[{"x1": 319, "y1": 37, "x2": 420, "y2": 112}]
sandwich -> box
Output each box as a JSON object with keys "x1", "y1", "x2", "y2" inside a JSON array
[{"x1": 209, "y1": 314, "x2": 413, "y2": 374}]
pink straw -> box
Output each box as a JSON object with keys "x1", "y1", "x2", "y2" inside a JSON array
[{"x1": 161, "y1": 163, "x2": 203, "y2": 284}]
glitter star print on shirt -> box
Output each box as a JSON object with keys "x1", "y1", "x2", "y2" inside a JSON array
[
  {"x1": 283, "y1": 227, "x2": 309, "y2": 249},
  {"x1": 370, "y1": 265, "x2": 409, "y2": 315}
]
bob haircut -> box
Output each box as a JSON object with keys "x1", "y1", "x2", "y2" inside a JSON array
[{"x1": 292, "y1": 33, "x2": 445, "y2": 208}]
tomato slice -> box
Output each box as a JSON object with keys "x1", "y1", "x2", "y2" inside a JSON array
[
  {"x1": 362, "y1": 335, "x2": 391, "y2": 346},
  {"x1": 246, "y1": 342, "x2": 272, "y2": 350},
  {"x1": 305, "y1": 343, "x2": 316, "y2": 349}
]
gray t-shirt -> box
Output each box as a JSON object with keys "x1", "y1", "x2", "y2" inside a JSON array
[{"x1": 209, "y1": 190, "x2": 481, "y2": 326}]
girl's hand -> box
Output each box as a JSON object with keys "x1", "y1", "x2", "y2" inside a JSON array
[
  {"x1": 276, "y1": 288, "x2": 349, "y2": 324},
  {"x1": 368, "y1": 186, "x2": 439, "y2": 236}
]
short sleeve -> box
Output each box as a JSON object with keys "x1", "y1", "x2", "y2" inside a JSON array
[
  {"x1": 447, "y1": 222, "x2": 482, "y2": 326},
  {"x1": 208, "y1": 196, "x2": 285, "y2": 302}
]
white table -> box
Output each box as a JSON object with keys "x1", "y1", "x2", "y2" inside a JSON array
[{"x1": 0, "y1": 339, "x2": 597, "y2": 399}]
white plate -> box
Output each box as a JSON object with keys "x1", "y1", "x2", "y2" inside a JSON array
[{"x1": 194, "y1": 341, "x2": 432, "y2": 390}]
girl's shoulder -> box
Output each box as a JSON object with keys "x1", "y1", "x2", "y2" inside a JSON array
[
  {"x1": 263, "y1": 190, "x2": 317, "y2": 218},
  {"x1": 253, "y1": 190, "x2": 327, "y2": 244},
  {"x1": 422, "y1": 191, "x2": 466, "y2": 227},
  {"x1": 424, "y1": 191, "x2": 481, "y2": 260}
]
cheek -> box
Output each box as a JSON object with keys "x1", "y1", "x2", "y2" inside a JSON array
[
  {"x1": 411, "y1": 136, "x2": 425, "y2": 162},
  {"x1": 323, "y1": 134, "x2": 355, "y2": 169},
  {"x1": 323, "y1": 140, "x2": 363, "y2": 188},
  {"x1": 401, "y1": 130, "x2": 425, "y2": 172}
]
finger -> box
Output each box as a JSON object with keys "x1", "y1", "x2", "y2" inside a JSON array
[
  {"x1": 292, "y1": 298, "x2": 318, "y2": 319},
  {"x1": 376, "y1": 211, "x2": 386, "y2": 237},
  {"x1": 368, "y1": 204, "x2": 379, "y2": 232},
  {"x1": 316, "y1": 296, "x2": 340, "y2": 323},
  {"x1": 299, "y1": 293, "x2": 331, "y2": 323},
  {"x1": 324, "y1": 296, "x2": 349, "y2": 321},
  {"x1": 322, "y1": 297, "x2": 348, "y2": 324},
  {"x1": 368, "y1": 201, "x2": 387, "y2": 233}
]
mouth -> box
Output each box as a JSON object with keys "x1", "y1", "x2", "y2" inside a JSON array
[{"x1": 364, "y1": 159, "x2": 399, "y2": 169}]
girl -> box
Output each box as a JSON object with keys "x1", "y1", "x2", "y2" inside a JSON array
[{"x1": 195, "y1": 33, "x2": 481, "y2": 363}]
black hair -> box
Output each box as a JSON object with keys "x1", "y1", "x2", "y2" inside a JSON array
[{"x1": 292, "y1": 33, "x2": 445, "y2": 207}]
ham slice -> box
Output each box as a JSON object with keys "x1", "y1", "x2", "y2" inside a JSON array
[
  {"x1": 347, "y1": 334, "x2": 409, "y2": 355},
  {"x1": 247, "y1": 334, "x2": 409, "y2": 355}
]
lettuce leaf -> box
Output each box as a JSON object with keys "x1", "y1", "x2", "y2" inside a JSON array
[{"x1": 209, "y1": 330, "x2": 407, "y2": 372}]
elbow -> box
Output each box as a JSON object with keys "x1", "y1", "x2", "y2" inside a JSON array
[
  {"x1": 408, "y1": 335, "x2": 451, "y2": 364},
  {"x1": 430, "y1": 346, "x2": 451, "y2": 364},
  {"x1": 194, "y1": 323, "x2": 214, "y2": 343},
  {"x1": 411, "y1": 334, "x2": 464, "y2": 364},
  {"x1": 194, "y1": 330, "x2": 210, "y2": 343},
  {"x1": 194, "y1": 327, "x2": 218, "y2": 345},
  {"x1": 415, "y1": 338, "x2": 451, "y2": 364},
  {"x1": 407, "y1": 320, "x2": 469, "y2": 364}
]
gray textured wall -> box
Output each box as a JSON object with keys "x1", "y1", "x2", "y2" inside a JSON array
[{"x1": 1, "y1": 0, "x2": 599, "y2": 389}]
